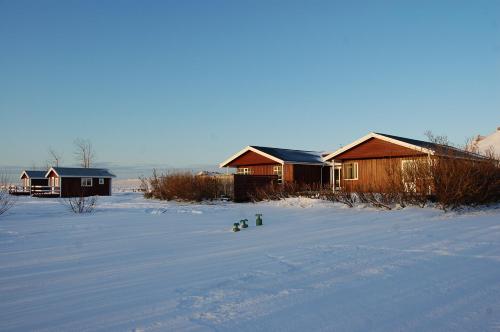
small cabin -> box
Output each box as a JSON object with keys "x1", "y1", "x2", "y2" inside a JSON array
[
  {"x1": 220, "y1": 146, "x2": 330, "y2": 201},
  {"x1": 44, "y1": 167, "x2": 116, "y2": 197}
]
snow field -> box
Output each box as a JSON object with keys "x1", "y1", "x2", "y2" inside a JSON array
[{"x1": 1, "y1": 193, "x2": 500, "y2": 331}]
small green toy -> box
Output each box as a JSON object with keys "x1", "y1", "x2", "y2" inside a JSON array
[
  {"x1": 232, "y1": 222, "x2": 240, "y2": 232},
  {"x1": 240, "y1": 219, "x2": 248, "y2": 228},
  {"x1": 255, "y1": 214, "x2": 263, "y2": 226}
]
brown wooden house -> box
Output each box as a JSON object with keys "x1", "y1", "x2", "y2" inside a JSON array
[
  {"x1": 220, "y1": 146, "x2": 330, "y2": 201},
  {"x1": 44, "y1": 167, "x2": 116, "y2": 197},
  {"x1": 323, "y1": 132, "x2": 480, "y2": 192}
]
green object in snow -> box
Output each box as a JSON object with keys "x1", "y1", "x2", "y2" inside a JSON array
[
  {"x1": 255, "y1": 214, "x2": 263, "y2": 226},
  {"x1": 240, "y1": 219, "x2": 248, "y2": 228},
  {"x1": 232, "y1": 222, "x2": 240, "y2": 232}
]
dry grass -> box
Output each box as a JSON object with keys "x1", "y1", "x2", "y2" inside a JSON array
[{"x1": 144, "y1": 170, "x2": 225, "y2": 202}]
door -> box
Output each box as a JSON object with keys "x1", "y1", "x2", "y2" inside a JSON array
[{"x1": 334, "y1": 167, "x2": 341, "y2": 190}]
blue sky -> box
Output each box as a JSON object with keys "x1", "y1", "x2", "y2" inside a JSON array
[{"x1": 1, "y1": 0, "x2": 499, "y2": 173}]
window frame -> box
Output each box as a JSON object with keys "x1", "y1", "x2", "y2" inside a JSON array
[
  {"x1": 81, "y1": 178, "x2": 93, "y2": 187},
  {"x1": 273, "y1": 165, "x2": 283, "y2": 183},
  {"x1": 343, "y1": 162, "x2": 358, "y2": 180},
  {"x1": 99, "y1": 178, "x2": 105, "y2": 185},
  {"x1": 237, "y1": 167, "x2": 250, "y2": 175}
]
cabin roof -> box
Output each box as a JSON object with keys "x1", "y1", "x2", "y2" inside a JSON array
[
  {"x1": 220, "y1": 146, "x2": 325, "y2": 167},
  {"x1": 324, "y1": 132, "x2": 484, "y2": 161},
  {"x1": 45, "y1": 167, "x2": 116, "y2": 178},
  {"x1": 20, "y1": 170, "x2": 47, "y2": 179}
]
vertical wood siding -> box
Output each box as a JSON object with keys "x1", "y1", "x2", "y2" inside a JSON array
[
  {"x1": 339, "y1": 157, "x2": 426, "y2": 192},
  {"x1": 335, "y1": 138, "x2": 426, "y2": 160}
]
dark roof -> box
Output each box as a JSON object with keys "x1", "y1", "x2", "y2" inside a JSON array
[
  {"x1": 49, "y1": 167, "x2": 116, "y2": 178},
  {"x1": 376, "y1": 133, "x2": 485, "y2": 159},
  {"x1": 22, "y1": 170, "x2": 47, "y2": 179},
  {"x1": 251, "y1": 146, "x2": 325, "y2": 164}
]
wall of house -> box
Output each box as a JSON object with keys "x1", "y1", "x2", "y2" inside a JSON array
[
  {"x1": 61, "y1": 178, "x2": 112, "y2": 197},
  {"x1": 338, "y1": 157, "x2": 427, "y2": 192},
  {"x1": 234, "y1": 164, "x2": 329, "y2": 185},
  {"x1": 227, "y1": 150, "x2": 277, "y2": 166},
  {"x1": 238, "y1": 164, "x2": 278, "y2": 176},
  {"x1": 335, "y1": 138, "x2": 426, "y2": 160}
]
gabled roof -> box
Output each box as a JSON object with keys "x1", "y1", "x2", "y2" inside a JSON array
[
  {"x1": 220, "y1": 145, "x2": 325, "y2": 168},
  {"x1": 45, "y1": 167, "x2": 116, "y2": 178},
  {"x1": 20, "y1": 170, "x2": 47, "y2": 179},
  {"x1": 323, "y1": 132, "x2": 483, "y2": 161}
]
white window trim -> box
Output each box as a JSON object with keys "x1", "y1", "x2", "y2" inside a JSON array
[
  {"x1": 343, "y1": 162, "x2": 359, "y2": 180},
  {"x1": 237, "y1": 167, "x2": 250, "y2": 175},
  {"x1": 81, "y1": 178, "x2": 93, "y2": 187},
  {"x1": 273, "y1": 165, "x2": 283, "y2": 183},
  {"x1": 99, "y1": 178, "x2": 105, "y2": 185}
]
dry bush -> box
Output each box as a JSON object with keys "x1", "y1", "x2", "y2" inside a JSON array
[
  {"x1": 430, "y1": 153, "x2": 500, "y2": 211},
  {"x1": 0, "y1": 172, "x2": 16, "y2": 216},
  {"x1": 383, "y1": 150, "x2": 500, "y2": 211},
  {"x1": 145, "y1": 170, "x2": 224, "y2": 202},
  {"x1": 64, "y1": 195, "x2": 98, "y2": 214}
]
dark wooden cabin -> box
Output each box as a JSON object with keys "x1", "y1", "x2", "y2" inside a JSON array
[
  {"x1": 44, "y1": 167, "x2": 116, "y2": 197},
  {"x1": 220, "y1": 146, "x2": 330, "y2": 201},
  {"x1": 323, "y1": 132, "x2": 481, "y2": 192}
]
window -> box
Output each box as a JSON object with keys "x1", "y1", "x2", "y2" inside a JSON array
[
  {"x1": 81, "y1": 178, "x2": 93, "y2": 187},
  {"x1": 237, "y1": 168, "x2": 250, "y2": 175},
  {"x1": 344, "y1": 162, "x2": 358, "y2": 180},
  {"x1": 273, "y1": 165, "x2": 283, "y2": 183},
  {"x1": 99, "y1": 178, "x2": 105, "y2": 185}
]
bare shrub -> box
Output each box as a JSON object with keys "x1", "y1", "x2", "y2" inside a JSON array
[
  {"x1": 64, "y1": 195, "x2": 98, "y2": 213},
  {"x1": 145, "y1": 170, "x2": 224, "y2": 202},
  {"x1": 1, "y1": 172, "x2": 16, "y2": 216},
  {"x1": 383, "y1": 146, "x2": 500, "y2": 211},
  {"x1": 430, "y1": 154, "x2": 500, "y2": 211},
  {"x1": 332, "y1": 187, "x2": 357, "y2": 207}
]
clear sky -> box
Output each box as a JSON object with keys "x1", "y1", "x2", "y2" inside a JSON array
[{"x1": 1, "y1": 0, "x2": 499, "y2": 171}]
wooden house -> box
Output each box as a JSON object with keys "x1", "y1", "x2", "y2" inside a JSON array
[
  {"x1": 323, "y1": 132, "x2": 480, "y2": 192},
  {"x1": 220, "y1": 146, "x2": 330, "y2": 201},
  {"x1": 43, "y1": 167, "x2": 116, "y2": 197}
]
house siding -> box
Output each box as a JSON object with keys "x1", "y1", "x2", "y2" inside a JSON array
[
  {"x1": 336, "y1": 138, "x2": 426, "y2": 160},
  {"x1": 338, "y1": 157, "x2": 428, "y2": 192},
  {"x1": 227, "y1": 150, "x2": 276, "y2": 166},
  {"x1": 60, "y1": 177, "x2": 112, "y2": 197}
]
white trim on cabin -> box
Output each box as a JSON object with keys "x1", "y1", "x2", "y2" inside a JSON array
[
  {"x1": 44, "y1": 167, "x2": 115, "y2": 178},
  {"x1": 323, "y1": 132, "x2": 435, "y2": 162},
  {"x1": 20, "y1": 170, "x2": 47, "y2": 180},
  {"x1": 219, "y1": 146, "x2": 325, "y2": 168},
  {"x1": 219, "y1": 146, "x2": 284, "y2": 168}
]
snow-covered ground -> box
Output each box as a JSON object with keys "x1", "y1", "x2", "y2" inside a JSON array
[{"x1": 1, "y1": 193, "x2": 500, "y2": 332}]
